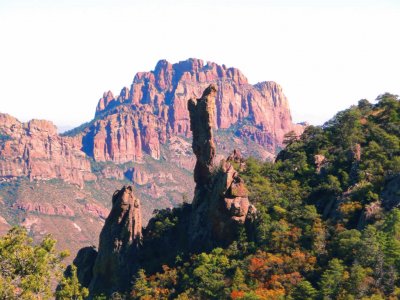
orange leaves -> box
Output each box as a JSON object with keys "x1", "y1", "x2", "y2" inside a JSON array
[
  {"x1": 247, "y1": 249, "x2": 316, "y2": 297},
  {"x1": 230, "y1": 290, "x2": 245, "y2": 299},
  {"x1": 254, "y1": 287, "x2": 285, "y2": 299},
  {"x1": 270, "y1": 220, "x2": 302, "y2": 253}
]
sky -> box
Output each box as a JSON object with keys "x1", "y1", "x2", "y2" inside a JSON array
[{"x1": 0, "y1": 0, "x2": 399, "y2": 131}]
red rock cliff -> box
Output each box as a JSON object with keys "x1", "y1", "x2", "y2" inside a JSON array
[
  {"x1": 91, "y1": 58, "x2": 303, "y2": 163},
  {"x1": 0, "y1": 113, "x2": 94, "y2": 187}
]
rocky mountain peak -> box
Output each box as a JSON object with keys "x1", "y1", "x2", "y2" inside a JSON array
[{"x1": 90, "y1": 58, "x2": 303, "y2": 165}]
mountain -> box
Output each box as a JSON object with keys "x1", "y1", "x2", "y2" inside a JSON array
[{"x1": 0, "y1": 58, "x2": 303, "y2": 260}]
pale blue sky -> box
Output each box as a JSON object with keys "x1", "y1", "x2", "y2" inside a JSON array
[{"x1": 0, "y1": 0, "x2": 399, "y2": 130}]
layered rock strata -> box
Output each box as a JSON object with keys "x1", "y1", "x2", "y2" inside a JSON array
[
  {"x1": 0, "y1": 114, "x2": 94, "y2": 187},
  {"x1": 0, "y1": 59, "x2": 302, "y2": 188}
]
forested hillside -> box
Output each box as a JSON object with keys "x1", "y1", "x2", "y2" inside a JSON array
[{"x1": 128, "y1": 93, "x2": 400, "y2": 299}]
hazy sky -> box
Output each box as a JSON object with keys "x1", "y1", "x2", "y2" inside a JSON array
[{"x1": 0, "y1": 0, "x2": 399, "y2": 130}]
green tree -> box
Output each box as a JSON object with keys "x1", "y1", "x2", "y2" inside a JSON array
[
  {"x1": 335, "y1": 229, "x2": 362, "y2": 263},
  {"x1": 56, "y1": 264, "x2": 89, "y2": 300},
  {"x1": 0, "y1": 226, "x2": 68, "y2": 300},
  {"x1": 292, "y1": 280, "x2": 317, "y2": 300},
  {"x1": 188, "y1": 248, "x2": 231, "y2": 299},
  {"x1": 319, "y1": 259, "x2": 347, "y2": 299},
  {"x1": 231, "y1": 267, "x2": 247, "y2": 292}
]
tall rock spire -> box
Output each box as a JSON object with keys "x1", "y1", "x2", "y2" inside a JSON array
[
  {"x1": 89, "y1": 185, "x2": 142, "y2": 295},
  {"x1": 188, "y1": 84, "x2": 257, "y2": 250},
  {"x1": 188, "y1": 84, "x2": 217, "y2": 188}
]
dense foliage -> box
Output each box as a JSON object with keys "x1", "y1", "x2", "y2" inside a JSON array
[
  {"x1": 128, "y1": 94, "x2": 400, "y2": 299},
  {"x1": 0, "y1": 227, "x2": 68, "y2": 299},
  {"x1": 0, "y1": 226, "x2": 89, "y2": 300}
]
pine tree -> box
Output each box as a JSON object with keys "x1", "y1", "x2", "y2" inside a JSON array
[{"x1": 56, "y1": 264, "x2": 89, "y2": 300}]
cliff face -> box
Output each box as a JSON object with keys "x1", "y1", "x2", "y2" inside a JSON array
[
  {"x1": 91, "y1": 58, "x2": 303, "y2": 163},
  {"x1": 0, "y1": 58, "x2": 302, "y2": 183},
  {"x1": 82, "y1": 106, "x2": 165, "y2": 163},
  {"x1": 0, "y1": 113, "x2": 94, "y2": 187}
]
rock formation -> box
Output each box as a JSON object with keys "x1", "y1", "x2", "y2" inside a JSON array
[
  {"x1": 188, "y1": 84, "x2": 217, "y2": 188},
  {"x1": 72, "y1": 247, "x2": 98, "y2": 288},
  {"x1": 0, "y1": 113, "x2": 95, "y2": 187},
  {"x1": 188, "y1": 84, "x2": 257, "y2": 250},
  {"x1": 1, "y1": 59, "x2": 302, "y2": 293},
  {"x1": 89, "y1": 58, "x2": 303, "y2": 164},
  {"x1": 72, "y1": 85, "x2": 260, "y2": 296},
  {"x1": 88, "y1": 185, "x2": 142, "y2": 295}
]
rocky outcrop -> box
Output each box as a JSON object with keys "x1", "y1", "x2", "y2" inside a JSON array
[
  {"x1": 188, "y1": 85, "x2": 217, "y2": 187},
  {"x1": 89, "y1": 185, "x2": 142, "y2": 295},
  {"x1": 188, "y1": 85, "x2": 257, "y2": 250},
  {"x1": 82, "y1": 106, "x2": 165, "y2": 163},
  {"x1": 73, "y1": 85, "x2": 260, "y2": 296},
  {"x1": 314, "y1": 154, "x2": 327, "y2": 174},
  {"x1": 73, "y1": 247, "x2": 98, "y2": 288},
  {"x1": 13, "y1": 202, "x2": 75, "y2": 216},
  {"x1": 90, "y1": 58, "x2": 303, "y2": 163},
  {"x1": 0, "y1": 113, "x2": 94, "y2": 187}
]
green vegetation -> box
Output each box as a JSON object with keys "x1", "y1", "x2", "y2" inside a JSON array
[
  {"x1": 0, "y1": 226, "x2": 89, "y2": 299},
  {"x1": 56, "y1": 264, "x2": 89, "y2": 300},
  {"x1": 0, "y1": 227, "x2": 70, "y2": 299},
  {"x1": 128, "y1": 93, "x2": 400, "y2": 299}
]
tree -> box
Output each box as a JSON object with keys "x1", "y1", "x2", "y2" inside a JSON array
[
  {"x1": 56, "y1": 264, "x2": 89, "y2": 300},
  {"x1": 189, "y1": 248, "x2": 231, "y2": 299},
  {"x1": 291, "y1": 280, "x2": 317, "y2": 300},
  {"x1": 231, "y1": 267, "x2": 247, "y2": 292},
  {"x1": 335, "y1": 229, "x2": 362, "y2": 263},
  {"x1": 0, "y1": 226, "x2": 68, "y2": 300},
  {"x1": 131, "y1": 269, "x2": 152, "y2": 299},
  {"x1": 319, "y1": 259, "x2": 347, "y2": 299}
]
